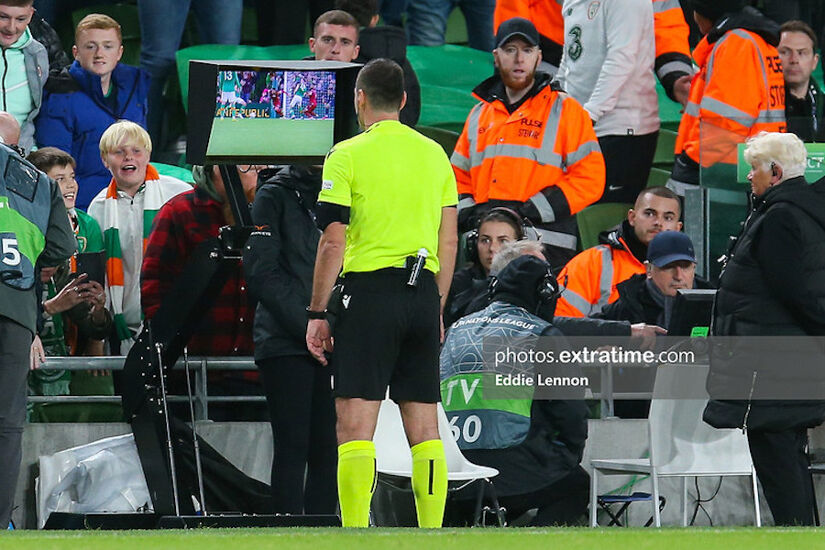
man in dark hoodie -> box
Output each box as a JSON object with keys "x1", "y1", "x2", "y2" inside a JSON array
[
  {"x1": 242, "y1": 165, "x2": 338, "y2": 516},
  {"x1": 335, "y1": 0, "x2": 421, "y2": 126},
  {"x1": 451, "y1": 17, "x2": 605, "y2": 272},
  {"x1": 704, "y1": 132, "x2": 825, "y2": 526},
  {"x1": 440, "y1": 254, "x2": 589, "y2": 526},
  {"x1": 667, "y1": 0, "x2": 785, "y2": 198}
]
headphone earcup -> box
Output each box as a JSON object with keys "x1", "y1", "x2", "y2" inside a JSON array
[{"x1": 465, "y1": 229, "x2": 479, "y2": 265}]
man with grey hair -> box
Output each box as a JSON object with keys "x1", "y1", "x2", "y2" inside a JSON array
[
  {"x1": 704, "y1": 130, "x2": 825, "y2": 525},
  {"x1": 489, "y1": 239, "x2": 545, "y2": 275}
]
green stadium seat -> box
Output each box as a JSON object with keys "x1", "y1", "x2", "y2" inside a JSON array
[
  {"x1": 653, "y1": 129, "x2": 678, "y2": 167},
  {"x1": 71, "y1": 3, "x2": 141, "y2": 67},
  {"x1": 416, "y1": 125, "x2": 460, "y2": 156},
  {"x1": 647, "y1": 167, "x2": 671, "y2": 189},
  {"x1": 577, "y1": 202, "x2": 632, "y2": 251}
]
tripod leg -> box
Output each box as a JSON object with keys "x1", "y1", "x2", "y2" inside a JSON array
[
  {"x1": 155, "y1": 343, "x2": 181, "y2": 516},
  {"x1": 183, "y1": 347, "x2": 208, "y2": 516}
]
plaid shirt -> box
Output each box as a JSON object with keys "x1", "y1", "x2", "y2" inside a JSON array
[{"x1": 141, "y1": 187, "x2": 254, "y2": 356}]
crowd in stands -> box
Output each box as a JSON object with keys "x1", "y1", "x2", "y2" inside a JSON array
[{"x1": 3, "y1": 0, "x2": 825, "y2": 530}]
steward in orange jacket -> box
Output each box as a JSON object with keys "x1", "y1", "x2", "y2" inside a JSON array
[
  {"x1": 494, "y1": 0, "x2": 693, "y2": 102},
  {"x1": 555, "y1": 187, "x2": 682, "y2": 317},
  {"x1": 452, "y1": 18, "x2": 604, "y2": 271},
  {"x1": 669, "y1": 3, "x2": 785, "y2": 194}
]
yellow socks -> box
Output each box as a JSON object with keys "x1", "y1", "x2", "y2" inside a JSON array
[
  {"x1": 337, "y1": 440, "x2": 376, "y2": 527},
  {"x1": 411, "y1": 439, "x2": 448, "y2": 528}
]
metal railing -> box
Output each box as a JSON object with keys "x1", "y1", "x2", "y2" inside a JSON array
[
  {"x1": 30, "y1": 356, "x2": 263, "y2": 420},
  {"x1": 32, "y1": 356, "x2": 662, "y2": 420}
]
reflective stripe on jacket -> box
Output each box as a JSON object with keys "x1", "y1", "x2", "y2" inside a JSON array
[
  {"x1": 451, "y1": 83, "x2": 605, "y2": 222},
  {"x1": 675, "y1": 28, "x2": 786, "y2": 167},
  {"x1": 554, "y1": 236, "x2": 644, "y2": 318}
]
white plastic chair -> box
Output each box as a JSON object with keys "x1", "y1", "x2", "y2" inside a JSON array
[
  {"x1": 373, "y1": 399, "x2": 501, "y2": 524},
  {"x1": 589, "y1": 364, "x2": 761, "y2": 527}
]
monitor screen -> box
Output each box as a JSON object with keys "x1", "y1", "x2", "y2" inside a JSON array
[
  {"x1": 187, "y1": 60, "x2": 360, "y2": 165},
  {"x1": 669, "y1": 289, "x2": 716, "y2": 337}
]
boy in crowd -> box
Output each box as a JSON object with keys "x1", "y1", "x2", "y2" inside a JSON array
[
  {"x1": 0, "y1": 0, "x2": 47, "y2": 153},
  {"x1": 36, "y1": 13, "x2": 150, "y2": 210},
  {"x1": 87, "y1": 121, "x2": 190, "y2": 354}
]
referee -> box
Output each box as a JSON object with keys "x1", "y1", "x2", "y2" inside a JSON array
[{"x1": 306, "y1": 58, "x2": 458, "y2": 528}]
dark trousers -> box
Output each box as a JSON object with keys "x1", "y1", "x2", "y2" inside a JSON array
[
  {"x1": 748, "y1": 427, "x2": 815, "y2": 526},
  {"x1": 598, "y1": 131, "x2": 658, "y2": 204},
  {"x1": 447, "y1": 466, "x2": 590, "y2": 526},
  {"x1": 258, "y1": 355, "x2": 338, "y2": 514},
  {"x1": 257, "y1": 0, "x2": 334, "y2": 45},
  {"x1": 0, "y1": 318, "x2": 33, "y2": 528}
]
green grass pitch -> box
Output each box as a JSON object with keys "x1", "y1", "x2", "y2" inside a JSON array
[
  {"x1": 207, "y1": 117, "x2": 334, "y2": 157},
  {"x1": 5, "y1": 527, "x2": 825, "y2": 549}
]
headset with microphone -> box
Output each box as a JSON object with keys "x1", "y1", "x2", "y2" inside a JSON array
[{"x1": 465, "y1": 207, "x2": 541, "y2": 266}]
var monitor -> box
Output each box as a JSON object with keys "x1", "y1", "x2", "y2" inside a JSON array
[{"x1": 187, "y1": 60, "x2": 361, "y2": 165}]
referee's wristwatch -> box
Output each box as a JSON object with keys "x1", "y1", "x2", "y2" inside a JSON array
[{"x1": 306, "y1": 307, "x2": 328, "y2": 320}]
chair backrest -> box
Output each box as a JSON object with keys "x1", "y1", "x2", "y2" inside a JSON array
[
  {"x1": 576, "y1": 202, "x2": 632, "y2": 250},
  {"x1": 373, "y1": 399, "x2": 498, "y2": 480},
  {"x1": 648, "y1": 365, "x2": 753, "y2": 475}
]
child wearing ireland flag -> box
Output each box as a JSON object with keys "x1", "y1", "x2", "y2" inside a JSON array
[{"x1": 87, "y1": 121, "x2": 191, "y2": 354}]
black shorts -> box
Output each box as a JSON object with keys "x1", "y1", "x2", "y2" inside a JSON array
[{"x1": 330, "y1": 268, "x2": 441, "y2": 403}]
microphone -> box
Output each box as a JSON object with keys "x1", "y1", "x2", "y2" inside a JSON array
[{"x1": 407, "y1": 248, "x2": 428, "y2": 287}]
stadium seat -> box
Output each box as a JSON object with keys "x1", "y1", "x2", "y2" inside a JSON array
[
  {"x1": 647, "y1": 167, "x2": 671, "y2": 189},
  {"x1": 576, "y1": 202, "x2": 632, "y2": 251},
  {"x1": 589, "y1": 364, "x2": 761, "y2": 527},
  {"x1": 416, "y1": 125, "x2": 460, "y2": 156},
  {"x1": 653, "y1": 129, "x2": 678, "y2": 168},
  {"x1": 373, "y1": 399, "x2": 504, "y2": 526}
]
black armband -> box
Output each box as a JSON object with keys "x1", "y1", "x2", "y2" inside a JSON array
[{"x1": 315, "y1": 202, "x2": 350, "y2": 230}]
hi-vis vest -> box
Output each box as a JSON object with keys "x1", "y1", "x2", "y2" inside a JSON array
[
  {"x1": 675, "y1": 28, "x2": 786, "y2": 167},
  {"x1": 0, "y1": 144, "x2": 51, "y2": 290},
  {"x1": 439, "y1": 301, "x2": 550, "y2": 450}
]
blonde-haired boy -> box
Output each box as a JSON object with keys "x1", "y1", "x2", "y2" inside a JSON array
[{"x1": 87, "y1": 120, "x2": 190, "y2": 353}]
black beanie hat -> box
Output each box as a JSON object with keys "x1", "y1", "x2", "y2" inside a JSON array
[
  {"x1": 691, "y1": 0, "x2": 745, "y2": 23},
  {"x1": 492, "y1": 255, "x2": 555, "y2": 312}
]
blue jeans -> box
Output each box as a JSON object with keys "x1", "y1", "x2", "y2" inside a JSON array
[
  {"x1": 406, "y1": 0, "x2": 495, "y2": 51},
  {"x1": 138, "y1": 0, "x2": 242, "y2": 147}
]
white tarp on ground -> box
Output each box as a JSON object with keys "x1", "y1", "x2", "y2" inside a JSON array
[{"x1": 35, "y1": 433, "x2": 152, "y2": 529}]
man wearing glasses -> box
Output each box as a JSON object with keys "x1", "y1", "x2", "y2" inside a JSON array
[{"x1": 451, "y1": 17, "x2": 605, "y2": 273}]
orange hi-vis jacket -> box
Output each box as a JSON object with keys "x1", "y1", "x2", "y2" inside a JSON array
[
  {"x1": 451, "y1": 76, "x2": 605, "y2": 250},
  {"x1": 652, "y1": 0, "x2": 693, "y2": 99},
  {"x1": 675, "y1": 27, "x2": 786, "y2": 168},
  {"x1": 555, "y1": 228, "x2": 645, "y2": 318},
  {"x1": 494, "y1": 0, "x2": 565, "y2": 50}
]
